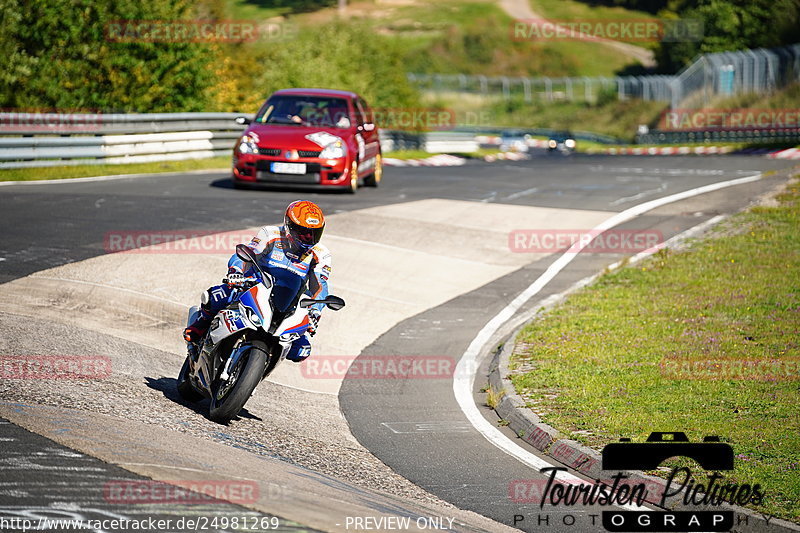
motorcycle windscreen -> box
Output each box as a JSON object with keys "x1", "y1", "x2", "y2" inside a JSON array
[{"x1": 270, "y1": 275, "x2": 305, "y2": 314}]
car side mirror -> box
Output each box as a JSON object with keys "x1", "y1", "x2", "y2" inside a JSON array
[{"x1": 235, "y1": 116, "x2": 251, "y2": 125}]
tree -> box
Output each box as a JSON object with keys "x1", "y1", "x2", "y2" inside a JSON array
[{"x1": 0, "y1": 0, "x2": 215, "y2": 111}]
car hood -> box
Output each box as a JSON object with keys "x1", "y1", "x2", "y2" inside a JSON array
[{"x1": 245, "y1": 124, "x2": 350, "y2": 149}]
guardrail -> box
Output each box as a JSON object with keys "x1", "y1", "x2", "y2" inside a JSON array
[
  {"x1": 637, "y1": 128, "x2": 800, "y2": 145},
  {"x1": 0, "y1": 112, "x2": 251, "y2": 169},
  {"x1": 6, "y1": 114, "x2": 625, "y2": 168},
  {"x1": 2, "y1": 112, "x2": 796, "y2": 169}
]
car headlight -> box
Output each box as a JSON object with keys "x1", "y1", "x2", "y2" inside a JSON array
[
  {"x1": 319, "y1": 140, "x2": 346, "y2": 159},
  {"x1": 548, "y1": 140, "x2": 557, "y2": 148},
  {"x1": 237, "y1": 135, "x2": 258, "y2": 155},
  {"x1": 565, "y1": 139, "x2": 576, "y2": 149},
  {"x1": 238, "y1": 302, "x2": 262, "y2": 327}
]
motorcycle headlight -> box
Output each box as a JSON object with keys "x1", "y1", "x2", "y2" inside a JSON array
[
  {"x1": 319, "y1": 140, "x2": 346, "y2": 159},
  {"x1": 238, "y1": 302, "x2": 262, "y2": 327},
  {"x1": 237, "y1": 135, "x2": 258, "y2": 155}
]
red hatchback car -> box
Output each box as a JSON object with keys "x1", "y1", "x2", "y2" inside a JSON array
[{"x1": 232, "y1": 88, "x2": 382, "y2": 193}]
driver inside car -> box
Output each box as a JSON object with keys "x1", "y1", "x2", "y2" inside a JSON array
[{"x1": 183, "y1": 200, "x2": 331, "y2": 363}]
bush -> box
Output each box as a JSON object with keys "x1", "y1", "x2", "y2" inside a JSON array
[{"x1": 0, "y1": 0, "x2": 215, "y2": 112}]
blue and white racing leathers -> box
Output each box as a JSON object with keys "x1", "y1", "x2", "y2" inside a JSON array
[{"x1": 198, "y1": 225, "x2": 332, "y2": 362}]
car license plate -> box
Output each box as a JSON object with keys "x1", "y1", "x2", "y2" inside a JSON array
[{"x1": 270, "y1": 162, "x2": 306, "y2": 175}]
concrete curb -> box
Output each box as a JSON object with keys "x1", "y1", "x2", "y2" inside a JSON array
[{"x1": 485, "y1": 174, "x2": 800, "y2": 530}]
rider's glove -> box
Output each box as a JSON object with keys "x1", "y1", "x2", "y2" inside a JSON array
[
  {"x1": 225, "y1": 272, "x2": 246, "y2": 288},
  {"x1": 307, "y1": 309, "x2": 321, "y2": 336}
]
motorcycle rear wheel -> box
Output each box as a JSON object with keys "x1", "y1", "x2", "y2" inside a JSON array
[
  {"x1": 209, "y1": 344, "x2": 268, "y2": 423},
  {"x1": 177, "y1": 354, "x2": 203, "y2": 402}
]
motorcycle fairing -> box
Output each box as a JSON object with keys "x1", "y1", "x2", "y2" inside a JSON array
[
  {"x1": 209, "y1": 309, "x2": 247, "y2": 345},
  {"x1": 274, "y1": 306, "x2": 310, "y2": 338}
]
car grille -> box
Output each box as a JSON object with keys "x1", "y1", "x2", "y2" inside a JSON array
[{"x1": 257, "y1": 148, "x2": 322, "y2": 158}]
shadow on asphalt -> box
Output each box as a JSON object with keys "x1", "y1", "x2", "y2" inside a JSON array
[
  {"x1": 144, "y1": 376, "x2": 263, "y2": 424},
  {"x1": 209, "y1": 177, "x2": 360, "y2": 195}
]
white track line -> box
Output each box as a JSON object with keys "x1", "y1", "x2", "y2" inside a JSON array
[{"x1": 453, "y1": 173, "x2": 762, "y2": 503}]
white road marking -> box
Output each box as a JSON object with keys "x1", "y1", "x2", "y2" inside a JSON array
[
  {"x1": 453, "y1": 173, "x2": 762, "y2": 509},
  {"x1": 502, "y1": 187, "x2": 539, "y2": 201},
  {"x1": 609, "y1": 183, "x2": 668, "y2": 206},
  {"x1": 380, "y1": 421, "x2": 473, "y2": 434}
]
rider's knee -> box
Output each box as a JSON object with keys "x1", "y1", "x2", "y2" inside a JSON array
[{"x1": 286, "y1": 336, "x2": 311, "y2": 362}]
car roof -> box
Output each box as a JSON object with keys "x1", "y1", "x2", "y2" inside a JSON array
[{"x1": 271, "y1": 88, "x2": 360, "y2": 99}]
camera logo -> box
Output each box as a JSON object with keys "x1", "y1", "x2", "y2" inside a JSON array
[
  {"x1": 599, "y1": 432, "x2": 744, "y2": 532},
  {"x1": 602, "y1": 432, "x2": 734, "y2": 471}
]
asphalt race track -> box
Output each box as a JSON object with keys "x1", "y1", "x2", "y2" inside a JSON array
[{"x1": 1, "y1": 152, "x2": 797, "y2": 532}]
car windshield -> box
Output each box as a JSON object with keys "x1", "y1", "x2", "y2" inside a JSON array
[{"x1": 255, "y1": 95, "x2": 351, "y2": 129}]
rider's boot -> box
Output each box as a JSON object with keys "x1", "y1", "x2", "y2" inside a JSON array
[{"x1": 183, "y1": 307, "x2": 213, "y2": 345}]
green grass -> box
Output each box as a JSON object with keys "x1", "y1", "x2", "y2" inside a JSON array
[
  {"x1": 229, "y1": 0, "x2": 640, "y2": 78},
  {"x1": 223, "y1": 0, "x2": 289, "y2": 21},
  {"x1": 493, "y1": 98, "x2": 667, "y2": 141},
  {"x1": 509, "y1": 178, "x2": 800, "y2": 521},
  {"x1": 0, "y1": 157, "x2": 231, "y2": 182},
  {"x1": 528, "y1": 0, "x2": 659, "y2": 46}
]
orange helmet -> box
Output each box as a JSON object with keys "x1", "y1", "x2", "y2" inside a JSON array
[{"x1": 284, "y1": 200, "x2": 325, "y2": 252}]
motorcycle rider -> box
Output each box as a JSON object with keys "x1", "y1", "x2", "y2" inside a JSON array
[{"x1": 183, "y1": 200, "x2": 331, "y2": 363}]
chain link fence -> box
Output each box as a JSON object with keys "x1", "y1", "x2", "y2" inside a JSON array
[
  {"x1": 669, "y1": 44, "x2": 800, "y2": 108},
  {"x1": 408, "y1": 43, "x2": 800, "y2": 108},
  {"x1": 407, "y1": 72, "x2": 675, "y2": 103}
]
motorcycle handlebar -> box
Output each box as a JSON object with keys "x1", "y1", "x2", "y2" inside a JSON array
[{"x1": 222, "y1": 274, "x2": 273, "y2": 289}]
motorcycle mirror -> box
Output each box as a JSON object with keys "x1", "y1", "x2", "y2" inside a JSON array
[
  {"x1": 325, "y1": 295, "x2": 346, "y2": 311},
  {"x1": 235, "y1": 244, "x2": 257, "y2": 263},
  {"x1": 299, "y1": 295, "x2": 346, "y2": 311}
]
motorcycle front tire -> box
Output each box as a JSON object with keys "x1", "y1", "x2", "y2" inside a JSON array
[{"x1": 209, "y1": 343, "x2": 268, "y2": 423}]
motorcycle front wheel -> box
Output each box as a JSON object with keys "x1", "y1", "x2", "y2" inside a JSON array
[{"x1": 209, "y1": 343, "x2": 268, "y2": 423}]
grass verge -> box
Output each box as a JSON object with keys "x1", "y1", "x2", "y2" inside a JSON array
[
  {"x1": 0, "y1": 157, "x2": 231, "y2": 182},
  {"x1": 509, "y1": 176, "x2": 800, "y2": 521}
]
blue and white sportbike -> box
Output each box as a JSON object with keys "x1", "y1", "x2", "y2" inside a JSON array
[{"x1": 177, "y1": 244, "x2": 345, "y2": 423}]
